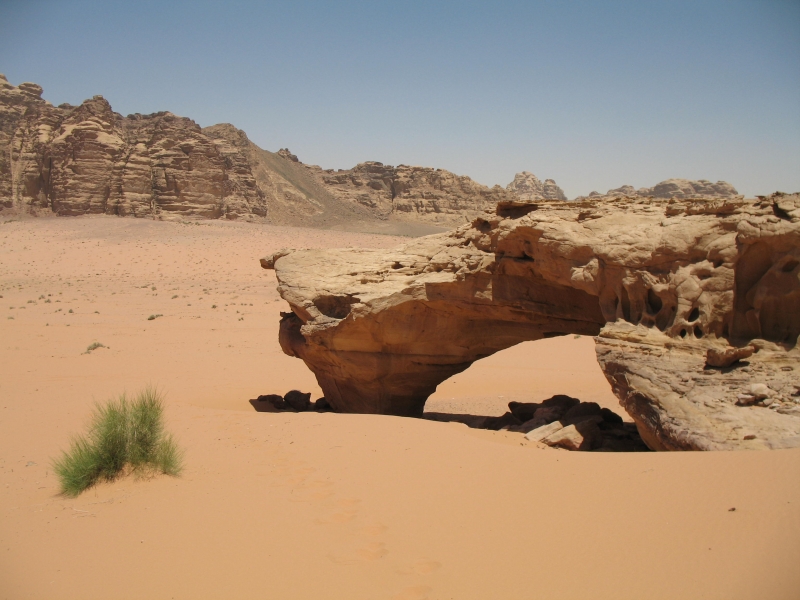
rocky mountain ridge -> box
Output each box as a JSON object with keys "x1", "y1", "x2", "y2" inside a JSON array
[
  {"x1": 579, "y1": 178, "x2": 739, "y2": 201},
  {"x1": 0, "y1": 77, "x2": 269, "y2": 219},
  {"x1": 2, "y1": 74, "x2": 741, "y2": 227}
]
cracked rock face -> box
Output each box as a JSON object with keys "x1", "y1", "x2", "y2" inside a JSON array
[
  {"x1": 0, "y1": 74, "x2": 268, "y2": 220},
  {"x1": 264, "y1": 192, "x2": 800, "y2": 450}
]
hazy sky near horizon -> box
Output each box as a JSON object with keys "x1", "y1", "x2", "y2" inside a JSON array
[{"x1": 1, "y1": 0, "x2": 798, "y2": 198}]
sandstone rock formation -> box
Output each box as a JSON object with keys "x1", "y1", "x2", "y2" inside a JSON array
[
  {"x1": 579, "y1": 178, "x2": 739, "y2": 202},
  {"x1": 0, "y1": 74, "x2": 268, "y2": 219},
  {"x1": 506, "y1": 171, "x2": 567, "y2": 201},
  {"x1": 263, "y1": 192, "x2": 800, "y2": 450},
  {"x1": 305, "y1": 161, "x2": 517, "y2": 227},
  {"x1": 0, "y1": 75, "x2": 538, "y2": 228}
]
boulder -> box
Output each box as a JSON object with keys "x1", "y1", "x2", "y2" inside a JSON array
[
  {"x1": 542, "y1": 418, "x2": 601, "y2": 451},
  {"x1": 562, "y1": 401, "x2": 602, "y2": 424},
  {"x1": 508, "y1": 401, "x2": 541, "y2": 422},
  {"x1": 313, "y1": 397, "x2": 331, "y2": 411},
  {"x1": 525, "y1": 421, "x2": 564, "y2": 442},
  {"x1": 531, "y1": 406, "x2": 562, "y2": 424},
  {"x1": 257, "y1": 393, "x2": 286, "y2": 409},
  {"x1": 706, "y1": 345, "x2": 755, "y2": 368},
  {"x1": 599, "y1": 407, "x2": 624, "y2": 425},
  {"x1": 283, "y1": 390, "x2": 311, "y2": 412}
]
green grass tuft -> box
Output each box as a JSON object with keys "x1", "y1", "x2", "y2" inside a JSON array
[{"x1": 52, "y1": 387, "x2": 183, "y2": 497}]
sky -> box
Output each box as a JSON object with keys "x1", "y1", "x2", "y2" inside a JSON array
[{"x1": 1, "y1": 0, "x2": 798, "y2": 198}]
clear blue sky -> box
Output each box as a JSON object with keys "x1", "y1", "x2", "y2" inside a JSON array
[{"x1": 1, "y1": 0, "x2": 798, "y2": 198}]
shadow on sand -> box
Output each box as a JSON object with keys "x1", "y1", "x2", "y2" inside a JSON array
[{"x1": 250, "y1": 391, "x2": 650, "y2": 452}]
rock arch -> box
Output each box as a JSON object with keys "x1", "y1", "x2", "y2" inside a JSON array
[{"x1": 263, "y1": 193, "x2": 800, "y2": 450}]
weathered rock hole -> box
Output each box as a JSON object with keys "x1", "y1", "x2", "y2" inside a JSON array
[
  {"x1": 783, "y1": 259, "x2": 799, "y2": 273},
  {"x1": 646, "y1": 288, "x2": 662, "y2": 314},
  {"x1": 688, "y1": 307, "x2": 700, "y2": 322},
  {"x1": 679, "y1": 329, "x2": 687, "y2": 338},
  {"x1": 713, "y1": 259, "x2": 724, "y2": 268},
  {"x1": 475, "y1": 219, "x2": 492, "y2": 233},
  {"x1": 694, "y1": 325, "x2": 704, "y2": 338},
  {"x1": 313, "y1": 295, "x2": 356, "y2": 319},
  {"x1": 655, "y1": 303, "x2": 675, "y2": 331},
  {"x1": 620, "y1": 287, "x2": 632, "y2": 322},
  {"x1": 391, "y1": 262, "x2": 402, "y2": 270},
  {"x1": 497, "y1": 203, "x2": 538, "y2": 219},
  {"x1": 773, "y1": 202, "x2": 792, "y2": 221}
]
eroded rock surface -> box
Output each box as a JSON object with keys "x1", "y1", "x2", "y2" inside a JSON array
[
  {"x1": 506, "y1": 171, "x2": 567, "y2": 201},
  {"x1": 264, "y1": 192, "x2": 800, "y2": 450},
  {"x1": 1, "y1": 75, "x2": 562, "y2": 228},
  {"x1": 0, "y1": 75, "x2": 268, "y2": 219},
  {"x1": 308, "y1": 161, "x2": 517, "y2": 227},
  {"x1": 579, "y1": 178, "x2": 739, "y2": 202}
]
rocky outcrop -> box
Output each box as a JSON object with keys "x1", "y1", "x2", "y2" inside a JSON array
[
  {"x1": 312, "y1": 164, "x2": 568, "y2": 227},
  {"x1": 0, "y1": 74, "x2": 546, "y2": 228},
  {"x1": 199, "y1": 126, "x2": 368, "y2": 227},
  {"x1": 1, "y1": 74, "x2": 268, "y2": 219},
  {"x1": 580, "y1": 178, "x2": 739, "y2": 201},
  {"x1": 263, "y1": 192, "x2": 800, "y2": 450},
  {"x1": 308, "y1": 161, "x2": 515, "y2": 226},
  {"x1": 506, "y1": 171, "x2": 567, "y2": 201}
]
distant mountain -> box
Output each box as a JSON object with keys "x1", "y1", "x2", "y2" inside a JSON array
[
  {"x1": 506, "y1": 171, "x2": 567, "y2": 201},
  {"x1": 2, "y1": 74, "x2": 569, "y2": 228},
  {"x1": 5, "y1": 74, "x2": 733, "y2": 228},
  {"x1": 577, "y1": 179, "x2": 739, "y2": 201}
]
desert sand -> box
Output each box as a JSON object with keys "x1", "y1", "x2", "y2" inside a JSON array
[{"x1": 1, "y1": 215, "x2": 798, "y2": 600}]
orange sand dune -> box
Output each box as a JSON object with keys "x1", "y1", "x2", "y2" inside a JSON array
[{"x1": 1, "y1": 215, "x2": 798, "y2": 600}]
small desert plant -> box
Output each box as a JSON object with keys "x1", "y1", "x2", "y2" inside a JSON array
[
  {"x1": 52, "y1": 388, "x2": 183, "y2": 497},
  {"x1": 147, "y1": 313, "x2": 163, "y2": 320},
  {"x1": 84, "y1": 342, "x2": 107, "y2": 354}
]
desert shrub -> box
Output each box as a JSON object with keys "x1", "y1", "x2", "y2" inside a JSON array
[
  {"x1": 84, "y1": 342, "x2": 106, "y2": 354},
  {"x1": 147, "y1": 314, "x2": 163, "y2": 320},
  {"x1": 53, "y1": 388, "x2": 183, "y2": 497}
]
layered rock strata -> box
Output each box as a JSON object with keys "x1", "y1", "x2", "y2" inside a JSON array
[
  {"x1": 263, "y1": 192, "x2": 800, "y2": 450},
  {"x1": 1, "y1": 75, "x2": 566, "y2": 227},
  {"x1": 308, "y1": 161, "x2": 514, "y2": 226},
  {"x1": 1, "y1": 75, "x2": 268, "y2": 219}
]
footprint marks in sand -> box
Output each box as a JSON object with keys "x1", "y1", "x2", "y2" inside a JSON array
[
  {"x1": 397, "y1": 559, "x2": 442, "y2": 575},
  {"x1": 267, "y1": 452, "x2": 442, "y2": 596}
]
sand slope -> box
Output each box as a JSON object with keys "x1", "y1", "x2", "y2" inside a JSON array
[{"x1": 1, "y1": 216, "x2": 798, "y2": 599}]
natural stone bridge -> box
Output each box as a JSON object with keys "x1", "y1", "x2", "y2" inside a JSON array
[{"x1": 262, "y1": 193, "x2": 800, "y2": 451}]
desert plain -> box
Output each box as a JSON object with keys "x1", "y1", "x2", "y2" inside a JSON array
[{"x1": 1, "y1": 215, "x2": 799, "y2": 600}]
